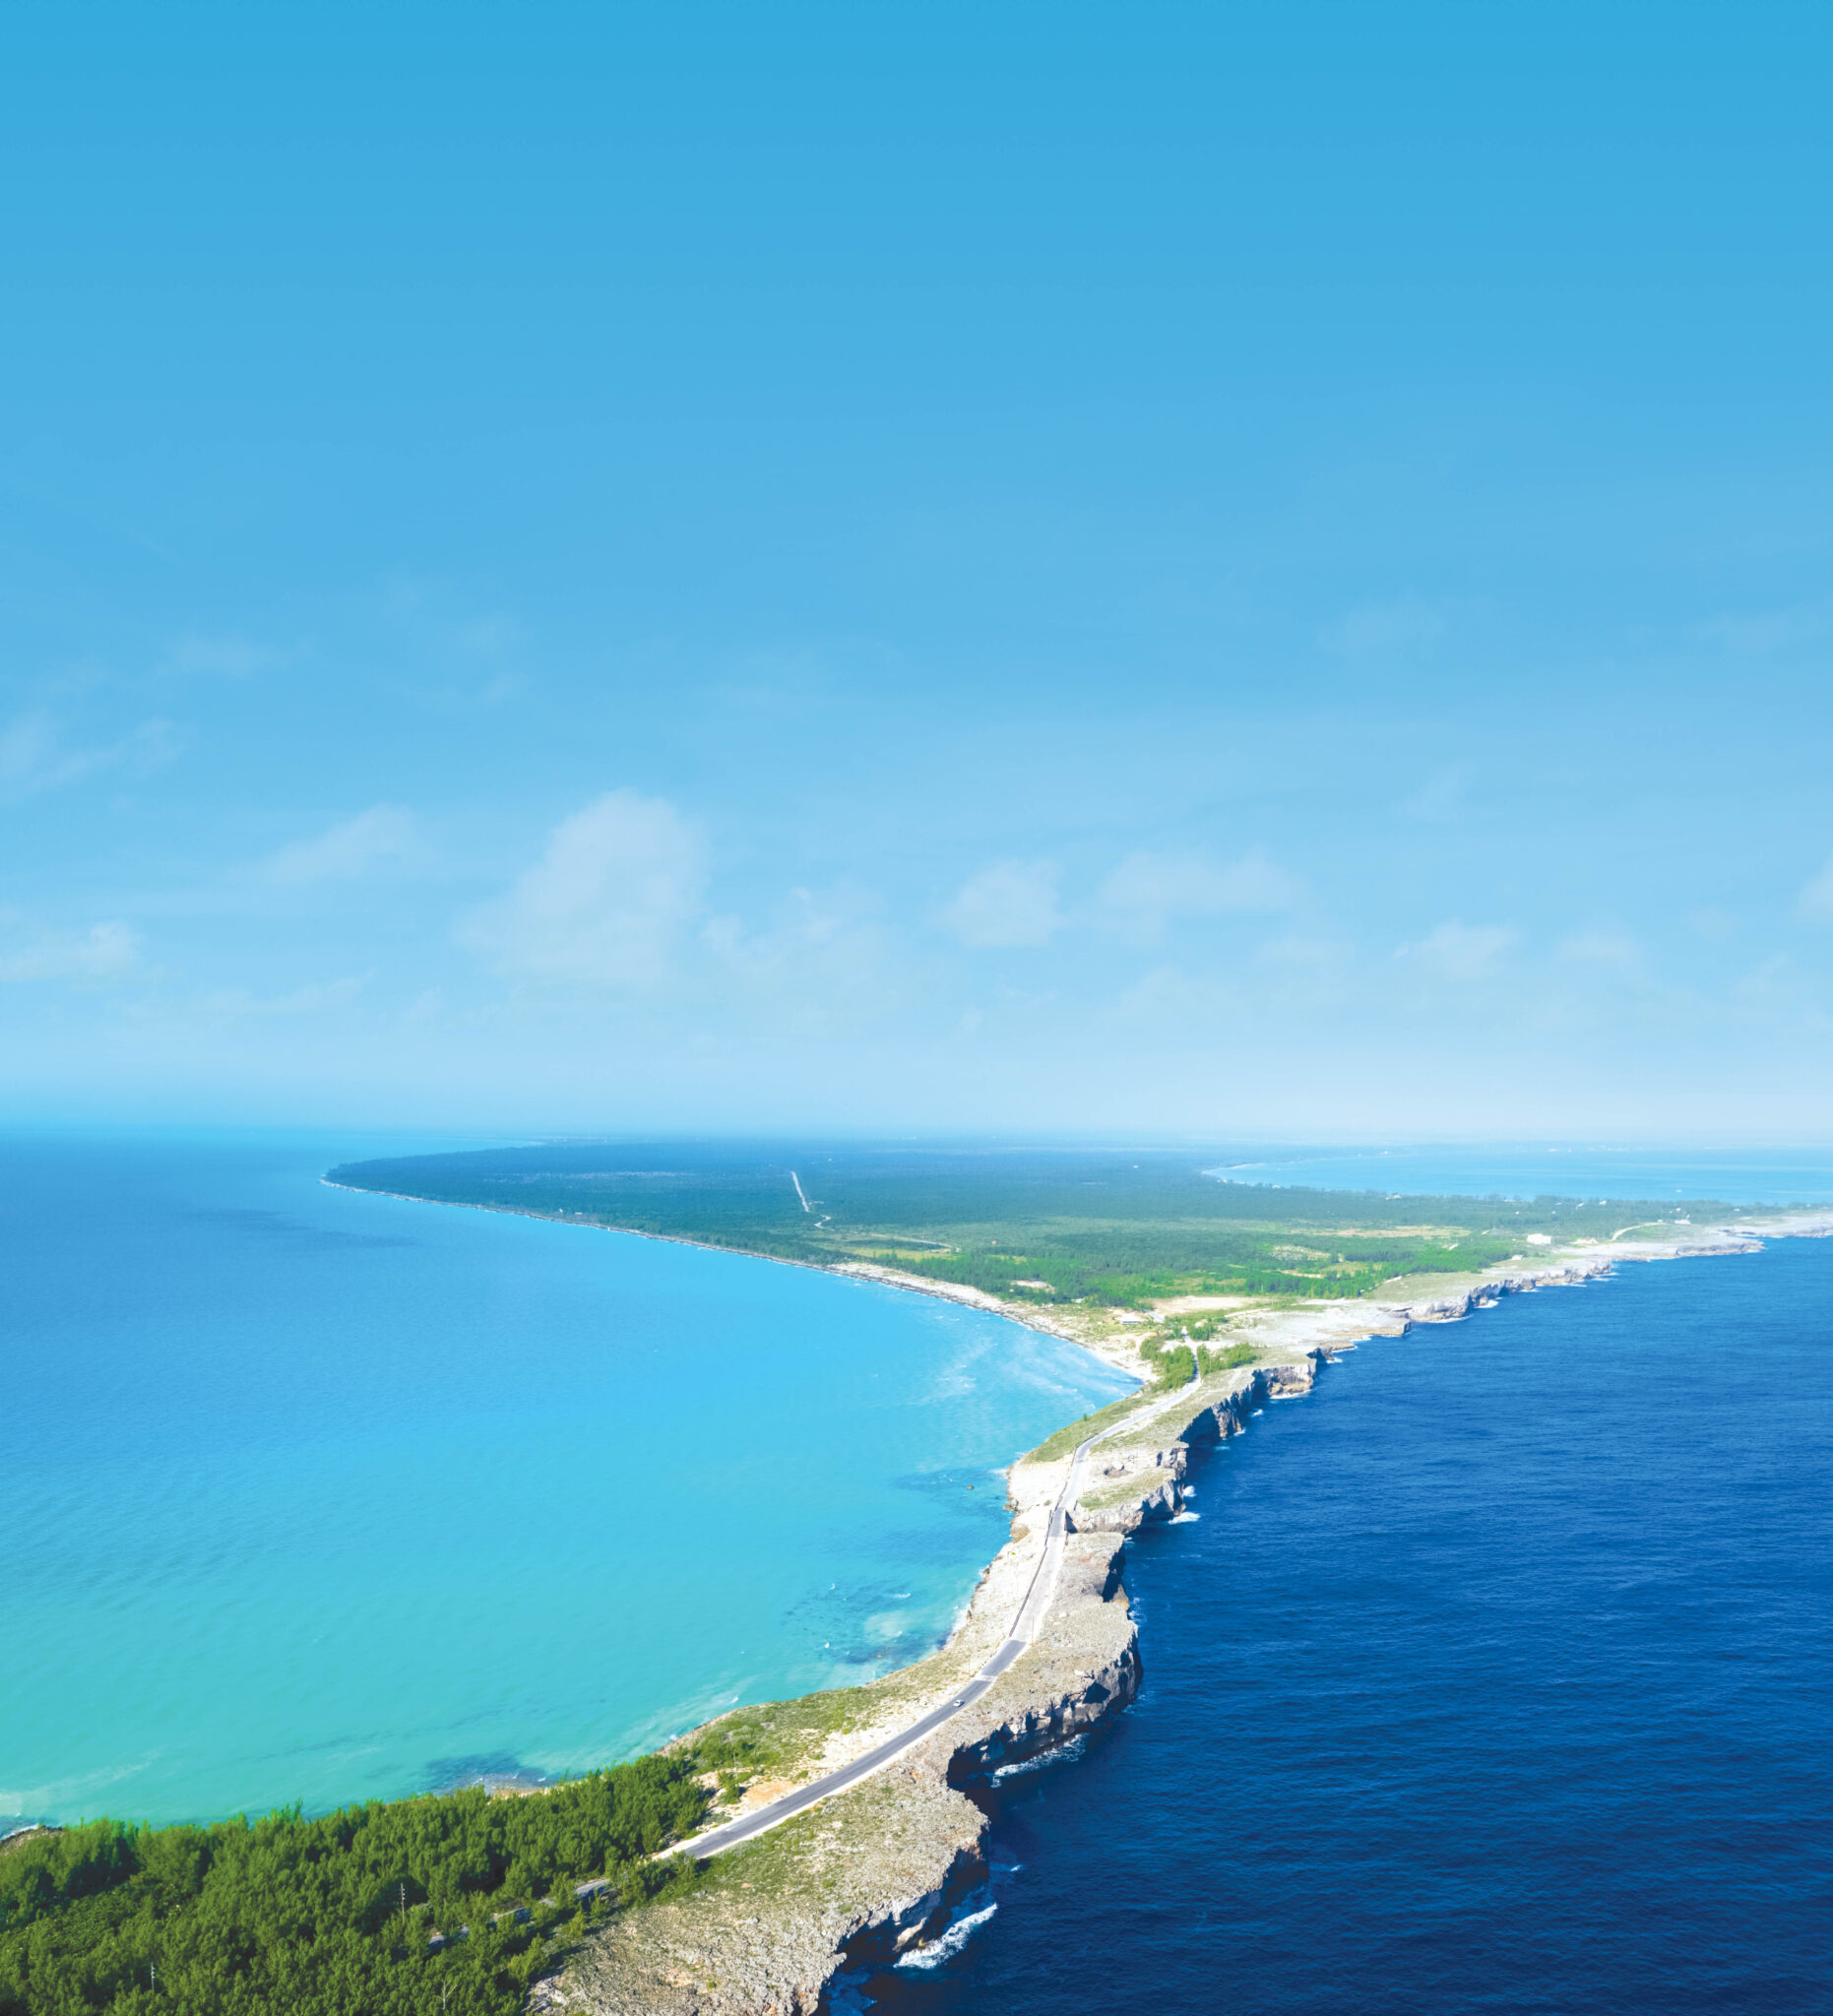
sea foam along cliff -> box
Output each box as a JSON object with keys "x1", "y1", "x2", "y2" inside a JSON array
[{"x1": 543, "y1": 1215, "x2": 1833, "y2": 2016}]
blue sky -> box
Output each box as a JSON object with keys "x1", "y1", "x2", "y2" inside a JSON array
[{"x1": 5, "y1": 1, "x2": 1833, "y2": 1139}]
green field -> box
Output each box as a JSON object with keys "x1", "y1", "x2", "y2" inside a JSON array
[{"x1": 331, "y1": 1142, "x2": 1737, "y2": 1307}]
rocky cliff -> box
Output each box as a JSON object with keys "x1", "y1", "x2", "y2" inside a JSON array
[
  {"x1": 551, "y1": 1358, "x2": 1321, "y2": 2016},
  {"x1": 554, "y1": 1529, "x2": 1143, "y2": 2016},
  {"x1": 541, "y1": 1214, "x2": 1833, "y2": 2015}
]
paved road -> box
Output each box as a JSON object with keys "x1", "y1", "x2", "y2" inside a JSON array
[{"x1": 674, "y1": 1434, "x2": 1097, "y2": 1860}]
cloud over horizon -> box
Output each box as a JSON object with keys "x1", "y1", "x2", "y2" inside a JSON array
[
  {"x1": 463, "y1": 789, "x2": 709, "y2": 990},
  {"x1": 6, "y1": 5, "x2": 1833, "y2": 1138},
  {"x1": 0, "y1": 919, "x2": 142, "y2": 984},
  {"x1": 1096, "y1": 850, "x2": 1298, "y2": 946},
  {"x1": 941, "y1": 858, "x2": 1062, "y2": 948},
  {"x1": 266, "y1": 806, "x2": 425, "y2": 885},
  {"x1": 0, "y1": 713, "x2": 181, "y2": 802},
  {"x1": 1798, "y1": 856, "x2": 1833, "y2": 923},
  {"x1": 1395, "y1": 920, "x2": 1518, "y2": 981}
]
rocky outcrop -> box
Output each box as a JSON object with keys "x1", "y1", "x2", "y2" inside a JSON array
[
  {"x1": 557, "y1": 1527, "x2": 1143, "y2": 2016},
  {"x1": 552, "y1": 1769, "x2": 992, "y2": 2016},
  {"x1": 1399, "y1": 1256, "x2": 1616, "y2": 1324},
  {"x1": 946, "y1": 1538, "x2": 1139, "y2": 1785},
  {"x1": 1069, "y1": 1474, "x2": 1180, "y2": 1535},
  {"x1": 1066, "y1": 1357, "x2": 1322, "y2": 1534}
]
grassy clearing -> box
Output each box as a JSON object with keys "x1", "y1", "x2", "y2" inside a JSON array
[
  {"x1": 1023, "y1": 1390, "x2": 1156, "y2": 1466},
  {"x1": 680, "y1": 1768, "x2": 922, "y2": 1912},
  {"x1": 680, "y1": 1641, "x2": 980, "y2": 1794}
]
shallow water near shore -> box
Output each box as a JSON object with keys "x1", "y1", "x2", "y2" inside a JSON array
[
  {"x1": 2, "y1": 1131, "x2": 1129, "y2": 1830},
  {"x1": 878, "y1": 1234, "x2": 1833, "y2": 2014}
]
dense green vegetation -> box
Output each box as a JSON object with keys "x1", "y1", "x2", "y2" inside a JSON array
[
  {"x1": 331, "y1": 1142, "x2": 1736, "y2": 1308},
  {"x1": 0, "y1": 1758, "x2": 706, "y2": 2016},
  {"x1": 1139, "y1": 1334, "x2": 1258, "y2": 1387}
]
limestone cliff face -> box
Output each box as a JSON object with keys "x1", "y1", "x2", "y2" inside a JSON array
[
  {"x1": 1402, "y1": 1256, "x2": 1615, "y2": 1324},
  {"x1": 944, "y1": 1536, "x2": 1140, "y2": 1785},
  {"x1": 550, "y1": 1358, "x2": 1336, "y2": 2016},
  {"x1": 1068, "y1": 1473, "x2": 1181, "y2": 1535},
  {"x1": 552, "y1": 1767, "x2": 993, "y2": 2016},
  {"x1": 1066, "y1": 1357, "x2": 1323, "y2": 1536},
  {"x1": 554, "y1": 1531, "x2": 1144, "y2": 2016}
]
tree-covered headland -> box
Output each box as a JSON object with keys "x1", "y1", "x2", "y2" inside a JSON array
[
  {"x1": 329, "y1": 1142, "x2": 1740, "y2": 1309},
  {"x1": 0, "y1": 1759, "x2": 705, "y2": 2016}
]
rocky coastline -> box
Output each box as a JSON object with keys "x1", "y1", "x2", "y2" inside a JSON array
[{"x1": 543, "y1": 1211, "x2": 1833, "y2": 2016}]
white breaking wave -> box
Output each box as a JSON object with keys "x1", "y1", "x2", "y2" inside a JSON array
[
  {"x1": 895, "y1": 1899, "x2": 998, "y2": 1969},
  {"x1": 990, "y1": 1732, "x2": 1087, "y2": 1783}
]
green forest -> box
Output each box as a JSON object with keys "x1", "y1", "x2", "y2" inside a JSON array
[
  {"x1": 330, "y1": 1142, "x2": 1733, "y2": 1308},
  {"x1": 0, "y1": 1756, "x2": 706, "y2": 2016}
]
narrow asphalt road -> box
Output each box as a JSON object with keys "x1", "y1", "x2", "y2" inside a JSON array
[{"x1": 674, "y1": 1432, "x2": 1098, "y2": 1860}]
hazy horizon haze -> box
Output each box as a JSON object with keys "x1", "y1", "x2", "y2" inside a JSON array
[{"x1": 6, "y1": 2, "x2": 1833, "y2": 1138}]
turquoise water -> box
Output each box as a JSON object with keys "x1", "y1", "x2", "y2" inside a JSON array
[
  {"x1": 2, "y1": 1133, "x2": 1129, "y2": 1831},
  {"x1": 1211, "y1": 1144, "x2": 1833, "y2": 1204}
]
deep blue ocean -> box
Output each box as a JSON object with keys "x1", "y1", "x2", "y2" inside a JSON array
[
  {"x1": 10, "y1": 1136, "x2": 1832, "y2": 2011},
  {"x1": 878, "y1": 1229, "x2": 1833, "y2": 2015},
  {"x1": 2, "y1": 1132, "x2": 1128, "y2": 1831}
]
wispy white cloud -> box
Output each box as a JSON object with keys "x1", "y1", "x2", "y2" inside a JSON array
[
  {"x1": 265, "y1": 806, "x2": 425, "y2": 884},
  {"x1": 0, "y1": 712, "x2": 182, "y2": 800},
  {"x1": 1395, "y1": 919, "x2": 1517, "y2": 980},
  {"x1": 1797, "y1": 855, "x2": 1833, "y2": 923},
  {"x1": 0, "y1": 920, "x2": 141, "y2": 983},
  {"x1": 1400, "y1": 762, "x2": 1476, "y2": 824},
  {"x1": 450, "y1": 614, "x2": 525, "y2": 656},
  {"x1": 463, "y1": 789, "x2": 708, "y2": 989},
  {"x1": 1322, "y1": 596, "x2": 1449, "y2": 657},
  {"x1": 1555, "y1": 930, "x2": 1643, "y2": 975},
  {"x1": 168, "y1": 631, "x2": 284, "y2": 678},
  {"x1": 941, "y1": 858, "x2": 1061, "y2": 948},
  {"x1": 1698, "y1": 605, "x2": 1827, "y2": 656},
  {"x1": 200, "y1": 975, "x2": 371, "y2": 1017},
  {"x1": 1251, "y1": 933, "x2": 1352, "y2": 1009},
  {"x1": 1111, "y1": 963, "x2": 1242, "y2": 1022},
  {"x1": 1096, "y1": 849, "x2": 1296, "y2": 945},
  {"x1": 1729, "y1": 954, "x2": 1830, "y2": 1032},
  {"x1": 382, "y1": 575, "x2": 525, "y2": 658},
  {"x1": 703, "y1": 882, "x2": 900, "y2": 1031}
]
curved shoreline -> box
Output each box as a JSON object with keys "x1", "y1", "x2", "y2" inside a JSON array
[
  {"x1": 318, "y1": 1178, "x2": 1833, "y2": 2012},
  {"x1": 552, "y1": 1211, "x2": 1833, "y2": 2014}
]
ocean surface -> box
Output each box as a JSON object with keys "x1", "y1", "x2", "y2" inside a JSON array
[
  {"x1": 2, "y1": 1132, "x2": 1129, "y2": 1830},
  {"x1": 877, "y1": 1228, "x2": 1833, "y2": 2015},
  {"x1": 1211, "y1": 1143, "x2": 1833, "y2": 1206}
]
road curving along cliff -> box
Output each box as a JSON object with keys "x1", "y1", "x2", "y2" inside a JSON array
[{"x1": 541, "y1": 1216, "x2": 1833, "y2": 2016}]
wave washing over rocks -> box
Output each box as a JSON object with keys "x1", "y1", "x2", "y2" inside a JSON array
[{"x1": 534, "y1": 1214, "x2": 1833, "y2": 2016}]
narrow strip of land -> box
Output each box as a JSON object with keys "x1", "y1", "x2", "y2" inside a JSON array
[{"x1": 674, "y1": 1433, "x2": 1098, "y2": 1860}]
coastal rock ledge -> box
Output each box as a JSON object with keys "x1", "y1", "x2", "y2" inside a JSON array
[
  {"x1": 547, "y1": 1364, "x2": 1315, "y2": 2016},
  {"x1": 551, "y1": 1544, "x2": 1143, "y2": 2016},
  {"x1": 528, "y1": 1217, "x2": 1833, "y2": 2015}
]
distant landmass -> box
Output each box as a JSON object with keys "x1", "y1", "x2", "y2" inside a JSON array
[{"x1": 327, "y1": 1139, "x2": 1752, "y2": 1308}]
